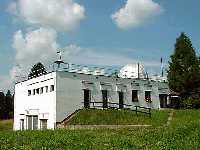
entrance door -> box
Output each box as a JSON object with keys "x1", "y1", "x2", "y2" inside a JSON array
[
  {"x1": 84, "y1": 89, "x2": 91, "y2": 108},
  {"x1": 26, "y1": 115, "x2": 38, "y2": 130},
  {"x1": 118, "y1": 91, "x2": 124, "y2": 109},
  {"x1": 102, "y1": 90, "x2": 108, "y2": 108},
  {"x1": 159, "y1": 94, "x2": 168, "y2": 108}
]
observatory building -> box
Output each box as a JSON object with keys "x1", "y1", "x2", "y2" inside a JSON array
[{"x1": 14, "y1": 62, "x2": 169, "y2": 130}]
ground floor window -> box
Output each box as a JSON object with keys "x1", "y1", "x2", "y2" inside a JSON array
[
  {"x1": 26, "y1": 115, "x2": 38, "y2": 130},
  {"x1": 83, "y1": 89, "x2": 91, "y2": 108},
  {"x1": 132, "y1": 90, "x2": 138, "y2": 102},
  {"x1": 102, "y1": 90, "x2": 108, "y2": 108},
  {"x1": 40, "y1": 119, "x2": 47, "y2": 129},
  {"x1": 145, "y1": 91, "x2": 151, "y2": 102},
  {"x1": 20, "y1": 119, "x2": 24, "y2": 130}
]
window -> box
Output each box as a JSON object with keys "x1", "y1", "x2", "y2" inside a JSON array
[
  {"x1": 36, "y1": 88, "x2": 40, "y2": 94},
  {"x1": 28, "y1": 90, "x2": 31, "y2": 96},
  {"x1": 40, "y1": 119, "x2": 47, "y2": 129},
  {"x1": 26, "y1": 115, "x2": 38, "y2": 130},
  {"x1": 50, "y1": 85, "x2": 54, "y2": 92},
  {"x1": 33, "y1": 89, "x2": 36, "y2": 95},
  {"x1": 132, "y1": 90, "x2": 138, "y2": 102},
  {"x1": 45, "y1": 86, "x2": 48, "y2": 93},
  {"x1": 145, "y1": 91, "x2": 151, "y2": 102},
  {"x1": 20, "y1": 119, "x2": 24, "y2": 130},
  {"x1": 102, "y1": 90, "x2": 108, "y2": 108},
  {"x1": 40, "y1": 87, "x2": 44, "y2": 94}
]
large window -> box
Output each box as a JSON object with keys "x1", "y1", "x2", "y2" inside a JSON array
[
  {"x1": 33, "y1": 89, "x2": 36, "y2": 95},
  {"x1": 20, "y1": 119, "x2": 24, "y2": 130},
  {"x1": 36, "y1": 88, "x2": 40, "y2": 94},
  {"x1": 45, "y1": 86, "x2": 48, "y2": 93},
  {"x1": 102, "y1": 90, "x2": 108, "y2": 108},
  {"x1": 50, "y1": 85, "x2": 54, "y2": 92},
  {"x1": 28, "y1": 90, "x2": 31, "y2": 96},
  {"x1": 145, "y1": 91, "x2": 151, "y2": 102},
  {"x1": 26, "y1": 115, "x2": 38, "y2": 130},
  {"x1": 40, "y1": 87, "x2": 44, "y2": 94},
  {"x1": 40, "y1": 119, "x2": 47, "y2": 129},
  {"x1": 132, "y1": 90, "x2": 138, "y2": 102}
]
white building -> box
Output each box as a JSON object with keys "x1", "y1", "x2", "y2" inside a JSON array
[{"x1": 14, "y1": 64, "x2": 169, "y2": 130}]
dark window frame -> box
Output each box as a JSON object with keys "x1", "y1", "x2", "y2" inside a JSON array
[{"x1": 132, "y1": 90, "x2": 138, "y2": 102}]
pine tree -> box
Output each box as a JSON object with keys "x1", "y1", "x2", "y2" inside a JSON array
[
  {"x1": 0, "y1": 92, "x2": 5, "y2": 119},
  {"x1": 5, "y1": 90, "x2": 13, "y2": 119},
  {"x1": 167, "y1": 32, "x2": 200, "y2": 100},
  {"x1": 28, "y1": 62, "x2": 47, "y2": 79}
]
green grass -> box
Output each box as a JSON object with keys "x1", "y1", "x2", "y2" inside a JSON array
[
  {"x1": 0, "y1": 120, "x2": 13, "y2": 131},
  {"x1": 67, "y1": 109, "x2": 169, "y2": 127},
  {"x1": 0, "y1": 110, "x2": 200, "y2": 149}
]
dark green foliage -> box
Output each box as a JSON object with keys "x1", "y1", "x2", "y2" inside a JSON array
[
  {"x1": 168, "y1": 33, "x2": 200, "y2": 104},
  {"x1": 28, "y1": 62, "x2": 47, "y2": 79},
  {"x1": 0, "y1": 92, "x2": 5, "y2": 119},
  {"x1": 0, "y1": 90, "x2": 14, "y2": 119}
]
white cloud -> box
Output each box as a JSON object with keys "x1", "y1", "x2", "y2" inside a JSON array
[
  {"x1": 111, "y1": 0, "x2": 163, "y2": 30},
  {"x1": 12, "y1": 28, "x2": 58, "y2": 67},
  {"x1": 0, "y1": 75, "x2": 13, "y2": 93},
  {"x1": 9, "y1": 0, "x2": 85, "y2": 31}
]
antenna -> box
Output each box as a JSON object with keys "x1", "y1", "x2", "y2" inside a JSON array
[
  {"x1": 54, "y1": 50, "x2": 69, "y2": 70},
  {"x1": 161, "y1": 57, "x2": 164, "y2": 77},
  {"x1": 137, "y1": 62, "x2": 140, "y2": 79}
]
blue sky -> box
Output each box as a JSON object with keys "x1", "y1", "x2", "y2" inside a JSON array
[{"x1": 0, "y1": 0, "x2": 200, "y2": 91}]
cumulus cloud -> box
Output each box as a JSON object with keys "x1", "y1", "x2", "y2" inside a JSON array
[
  {"x1": 8, "y1": 0, "x2": 85, "y2": 31},
  {"x1": 12, "y1": 28, "x2": 58, "y2": 67},
  {"x1": 111, "y1": 0, "x2": 163, "y2": 30}
]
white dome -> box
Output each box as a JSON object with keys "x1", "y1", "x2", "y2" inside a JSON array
[{"x1": 118, "y1": 64, "x2": 145, "y2": 79}]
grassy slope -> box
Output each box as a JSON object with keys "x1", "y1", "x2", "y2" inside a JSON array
[
  {"x1": 0, "y1": 120, "x2": 13, "y2": 132},
  {"x1": 0, "y1": 110, "x2": 200, "y2": 150},
  {"x1": 67, "y1": 109, "x2": 169, "y2": 127}
]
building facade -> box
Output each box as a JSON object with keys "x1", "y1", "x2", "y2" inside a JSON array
[{"x1": 14, "y1": 67, "x2": 169, "y2": 130}]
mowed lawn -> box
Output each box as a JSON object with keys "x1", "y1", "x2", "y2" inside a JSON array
[
  {"x1": 66, "y1": 109, "x2": 169, "y2": 127},
  {"x1": 0, "y1": 109, "x2": 200, "y2": 150}
]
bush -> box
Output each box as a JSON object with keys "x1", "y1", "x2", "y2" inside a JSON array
[{"x1": 182, "y1": 97, "x2": 200, "y2": 109}]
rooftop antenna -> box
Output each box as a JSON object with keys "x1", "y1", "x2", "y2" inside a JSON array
[
  {"x1": 137, "y1": 62, "x2": 140, "y2": 79},
  {"x1": 54, "y1": 50, "x2": 69, "y2": 70},
  {"x1": 161, "y1": 57, "x2": 164, "y2": 77}
]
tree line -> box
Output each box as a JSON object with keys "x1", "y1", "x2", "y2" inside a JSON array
[
  {"x1": 0, "y1": 90, "x2": 14, "y2": 119},
  {"x1": 168, "y1": 32, "x2": 200, "y2": 108}
]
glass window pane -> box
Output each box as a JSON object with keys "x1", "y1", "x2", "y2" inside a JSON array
[
  {"x1": 33, "y1": 116, "x2": 38, "y2": 129},
  {"x1": 40, "y1": 119, "x2": 47, "y2": 129},
  {"x1": 27, "y1": 116, "x2": 32, "y2": 130}
]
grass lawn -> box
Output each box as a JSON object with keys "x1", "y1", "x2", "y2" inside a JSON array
[
  {"x1": 0, "y1": 109, "x2": 200, "y2": 150},
  {"x1": 66, "y1": 109, "x2": 169, "y2": 127},
  {"x1": 0, "y1": 120, "x2": 13, "y2": 132}
]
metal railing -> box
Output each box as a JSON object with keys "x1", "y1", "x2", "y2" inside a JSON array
[{"x1": 82, "y1": 101, "x2": 151, "y2": 117}]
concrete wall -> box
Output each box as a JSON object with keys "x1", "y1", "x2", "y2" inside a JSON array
[
  {"x1": 14, "y1": 72, "x2": 56, "y2": 130},
  {"x1": 55, "y1": 71, "x2": 169, "y2": 123},
  {"x1": 56, "y1": 72, "x2": 83, "y2": 122}
]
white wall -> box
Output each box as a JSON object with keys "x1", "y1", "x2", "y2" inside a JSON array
[{"x1": 14, "y1": 72, "x2": 56, "y2": 130}]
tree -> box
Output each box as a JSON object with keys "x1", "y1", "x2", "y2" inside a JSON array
[
  {"x1": 28, "y1": 62, "x2": 47, "y2": 79},
  {"x1": 167, "y1": 32, "x2": 200, "y2": 100},
  {"x1": 0, "y1": 91, "x2": 5, "y2": 119},
  {"x1": 5, "y1": 90, "x2": 13, "y2": 119}
]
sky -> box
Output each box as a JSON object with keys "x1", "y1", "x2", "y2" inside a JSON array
[{"x1": 0, "y1": 0, "x2": 200, "y2": 92}]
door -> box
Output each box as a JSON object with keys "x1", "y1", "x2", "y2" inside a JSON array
[
  {"x1": 102, "y1": 90, "x2": 108, "y2": 108},
  {"x1": 159, "y1": 94, "x2": 168, "y2": 108},
  {"x1": 26, "y1": 115, "x2": 38, "y2": 130},
  {"x1": 118, "y1": 91, "x2": 124, "y2": 109},
  {"x1": 84, "y1": 89, "x2": 91, "y2": 108}
]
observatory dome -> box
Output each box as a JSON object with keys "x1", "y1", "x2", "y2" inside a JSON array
[{"x1": 118, "y1": 63, "x2": 145, "y2": 79}]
